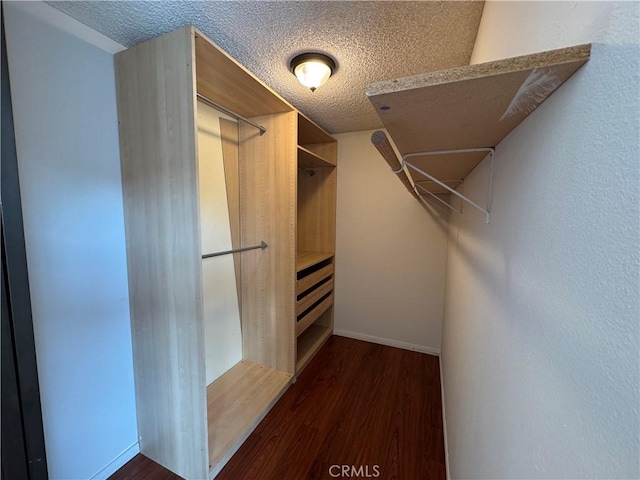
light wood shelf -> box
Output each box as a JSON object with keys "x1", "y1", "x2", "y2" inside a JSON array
[
  {"x1": 207, "y1": 361, "x2": 292, "y2": 475},
  {"x1": 298, "y1": 145, "x2": 334, "y2": 168},
  {"x1": 296, "y1": 251, "x2": 334, "y2": 273},
  {"x1": 296, "y1": 324, "x2": 332, "y2": 374},
  {"x1": 366, "y1": 44, "x2": 590, "y2": 194}
]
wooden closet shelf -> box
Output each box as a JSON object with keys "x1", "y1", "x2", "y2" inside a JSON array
[
  {"x1": 298, "y1": 145, "x2": 335, "y2": 168},
  {"x1": 366, "y1": 44, "x2": 591, "y2": 193},
  {"x1": 207, "y1": 361, "x2": 292, "y2": 474},
  {"x1": 117, "y1": 24, "x2": 336, "y2": 480},
  {"x1": 296, "y1": 324, "x2": 332, "y2": 374},
  {"x1": 296, "y1": 251, "x2": 334, "y2": 273}
]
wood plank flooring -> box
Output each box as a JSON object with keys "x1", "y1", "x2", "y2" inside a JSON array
[
  {"x1": 110, "y1": 336, "x2": 445, "y2": 480},
  {"x1": 109, "y1": 454, "x2": 182, "y2": 480}
]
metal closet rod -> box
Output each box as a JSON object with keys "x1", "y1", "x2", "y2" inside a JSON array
[
  {"x1": 196, "y1": 93, "x2": 266, "y2": 136},
  {"x1": 202, "y1": 241, "x2": 268, "y2": 259}
]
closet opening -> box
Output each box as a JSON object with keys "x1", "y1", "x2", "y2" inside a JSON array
[{"x1": 196, "y1": 98, "x2": 291, "y2": 476}]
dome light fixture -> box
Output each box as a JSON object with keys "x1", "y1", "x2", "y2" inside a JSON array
[{"x1": 290, "y1": 52, "x2": 336, "y2": 92}]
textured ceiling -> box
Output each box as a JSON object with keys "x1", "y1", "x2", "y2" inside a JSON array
[{"x1": 47, "y1": 1, "x2": 484, "y2": 134}]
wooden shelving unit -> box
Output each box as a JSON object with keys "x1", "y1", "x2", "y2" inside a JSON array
[
  {"x1": 366, "y1": 44, "x2": 591, "y2": 197},
  {"x1": 295, "y1": 112, "x2": 337, "y2": 375},
  {"x1": 115, "y1": 25, "x2": 338, "y2": 480}
]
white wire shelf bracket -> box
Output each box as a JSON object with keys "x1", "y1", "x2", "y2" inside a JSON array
[{"x1": 398, "y1": 147, "x2": 495, "y2": 224}]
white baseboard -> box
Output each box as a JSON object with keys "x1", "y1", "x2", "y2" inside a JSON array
[
  {"x1": 439, "y1": 358, "x2": 451, "y2": 480},
  {"x1": 89, "y1": 441, "x2": 140, "y2": 480},
  {"x1": 333, "y1": 329, "x2": 440, "y2": 356}
]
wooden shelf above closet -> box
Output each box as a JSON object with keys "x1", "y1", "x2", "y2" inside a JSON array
[
  {"x1": 366, "y1": 44, "x2": 590, "y2": 192},
  {"x1": 207, "y1": 361, "x2": 292, "y2": 475}
]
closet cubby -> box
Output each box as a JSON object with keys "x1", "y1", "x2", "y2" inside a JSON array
[
  {"x1": 295, "y1": 113, "x2": 337, "y2": 374},
  {"x1": 115, "y1": 25, "x2": 337, "y2": 479}
]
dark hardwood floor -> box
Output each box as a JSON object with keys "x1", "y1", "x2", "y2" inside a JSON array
[
  {"x1": 110, "y1": 336, "x2": 445, "y2": 480},
  {"x1": 110, "y1": 454, "x2": 183, "y2": 480}
]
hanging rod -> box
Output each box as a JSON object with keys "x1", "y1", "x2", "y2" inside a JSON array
[
  {"x1": 196, "y1": 93, "x2": 266, "y2": 136},
  {"x1": 202, "y1": 241, "x2": 268, "y2": 259},
  {"x1": 371, "y1": 130, "x2": 420, "y2": 201},
  {"x1": 299, "y1": 167, "x2": 315, "y2": 177}
]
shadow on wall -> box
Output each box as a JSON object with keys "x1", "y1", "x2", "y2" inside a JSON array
[{"x1": 417, "y1": 197, "x2": 451, "y2": 232}]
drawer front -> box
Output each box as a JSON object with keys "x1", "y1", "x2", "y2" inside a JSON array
[
  {"x1": 296, "y1": 293, "x2": 334, "y2": 337},
  {"x1": 297, "y1": 263, "x2": 334, "y2": 295},
  {"x1": 297, "y1": 278, "x2": 334, "y2": 314}
]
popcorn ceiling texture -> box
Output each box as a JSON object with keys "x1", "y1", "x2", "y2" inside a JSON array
[{"x1": 46, "y1": 1, "x2": 484, "y2": 134}]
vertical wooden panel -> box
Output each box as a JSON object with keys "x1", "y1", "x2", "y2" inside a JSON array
[
  {"x1": 115, "y1": 26, "x2": 208, "y2": 480},
  {"x1": 239, "y1": 112, "x2": 297, "y2": 375}
]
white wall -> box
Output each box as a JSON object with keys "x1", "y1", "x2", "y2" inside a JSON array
[
  {"x1": 334, "y1": 130, "x2": 448, "y2": 354},
  {"x1": 441, "y1": 2, "x2": 639, "y2": 478},
  {"x1": 4, "y1": 3, "x2": 139, "y2": 479}
]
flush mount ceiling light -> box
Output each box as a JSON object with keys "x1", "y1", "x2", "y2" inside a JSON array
[{"x1": 290, "y1": 53, "x2": 336, "y2": 92}]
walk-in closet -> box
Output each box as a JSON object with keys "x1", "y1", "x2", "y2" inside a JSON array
[{"x1": 5, "y1": 2, "x2": 638, "y2": 480}]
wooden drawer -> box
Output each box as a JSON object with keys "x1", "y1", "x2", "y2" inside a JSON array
[
  {"x1": 296, "y1": 293, "x2": 333, "y2": 337},
  {"x1": 296, "y1": 278, "x2": 333, "y2": 314},
  {"x1": 297, "y1": 263, "x2": 334, "y2": 295}
]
